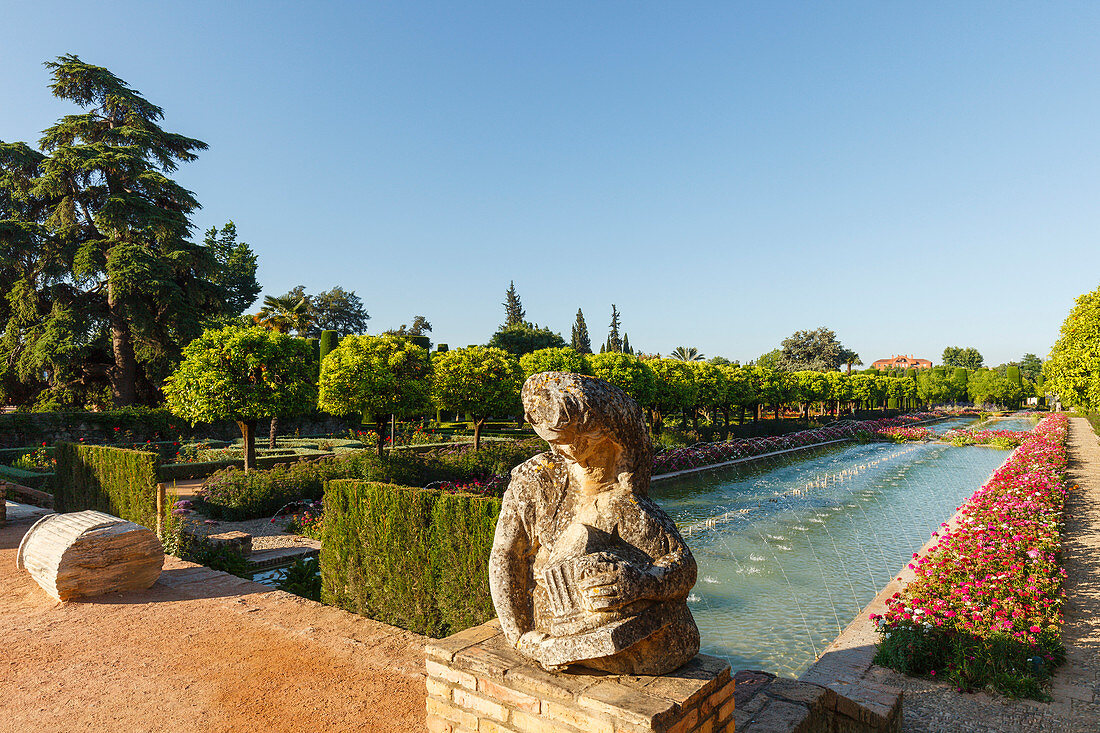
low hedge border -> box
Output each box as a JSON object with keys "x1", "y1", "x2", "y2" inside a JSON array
[
  {"x1": 0, "y1": 464, "x2": 52, "y2": 490},
  {"x1": 320, "y1": 479, "x2": 500, "y2": 638}
]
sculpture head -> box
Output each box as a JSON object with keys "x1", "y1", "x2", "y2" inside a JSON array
[{"x1": 522, "y1": 372, "x2": 652, "y2": 493}]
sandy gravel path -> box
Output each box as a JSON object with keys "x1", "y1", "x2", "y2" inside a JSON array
[{"x1": 0, "y1": 519, "x2": 426, "y2": 733}]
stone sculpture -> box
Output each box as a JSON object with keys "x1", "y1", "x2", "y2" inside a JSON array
[{"x1": 489, "y1": 372, "x2": 700, "y2": 675}]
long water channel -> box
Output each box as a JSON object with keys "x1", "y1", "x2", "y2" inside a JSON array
[{"x1": 650, "y1": 415, "x2": 1035, "y2": 677}]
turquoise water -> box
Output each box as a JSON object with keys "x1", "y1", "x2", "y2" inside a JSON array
[
  {"x1": 982, "y1": 416, "x2": 1038, "y2": 432},
  {"x1": 651, "y1": 434, "x2": 1013, "y2": 677}
]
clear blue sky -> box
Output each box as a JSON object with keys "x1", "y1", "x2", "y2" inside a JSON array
[{"x1": 3, "y1": 2, "x2": 1098, "y2": 366}]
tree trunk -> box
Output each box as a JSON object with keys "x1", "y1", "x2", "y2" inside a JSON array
[
  {"x1": 773, "y1": 405, "x2": 780, "y2": 420},
  {"x1": 236, "y1": 420, "x2": 257, "y2": 473},
  {"x1": 107, "y1": 280, "x2": 137, "y2": 406},
  {"x1": 268, "y1": 416, "x2": 279, "y2": 449},
  {"x1": 474, "y1": 418, "x2": 485, "y2": 450},
  {"x1": 376, "y1": 418, "x2": 386, "y2": 458}
]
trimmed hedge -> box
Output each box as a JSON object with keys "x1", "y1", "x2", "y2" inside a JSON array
[
  {"x1": 54, "y1": 443, "x2": 160, "y2": 529},
  {"x1": 321, "y1": 480, "x2": 500, "y2": 638},
  {"x1": 198, "y1": 440, "x2": 543, "y2": 520},
  {"x1": 0, "y1": 464, "x2": 52, "y2": 490}
]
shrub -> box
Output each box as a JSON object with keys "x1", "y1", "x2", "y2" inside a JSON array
[
  {"x1": 196, "y1": 439, "x2": 545, "y2": 520},
  {"x1": 54, "y1": 442, "x2": 160, "y2": 529},
  {"x1": 320, "y1": 480, "x2": 501, "y2": 637}
]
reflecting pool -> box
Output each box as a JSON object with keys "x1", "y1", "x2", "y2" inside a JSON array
[{"x1": 651, "y1": 436, "x2": 1014, "y2": 677}]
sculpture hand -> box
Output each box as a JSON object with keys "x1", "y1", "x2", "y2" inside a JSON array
[{"x1": 576, "y1": 564, "x2": 651, "y2": 612}]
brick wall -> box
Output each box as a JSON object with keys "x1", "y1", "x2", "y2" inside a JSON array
[{"x1": 425, "y1": 620, "x2": 735, "y2": 733}]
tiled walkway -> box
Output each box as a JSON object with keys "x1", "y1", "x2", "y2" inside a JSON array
[{"x1": 894, "y1": 416, "x2": 1100, "y2": 732}]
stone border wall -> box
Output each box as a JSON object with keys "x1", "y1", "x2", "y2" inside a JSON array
[{"x1": 425, "y1": 620, "x2": 735, "y2": 733}]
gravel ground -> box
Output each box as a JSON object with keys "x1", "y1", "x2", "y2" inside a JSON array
[{"x1": 179, "y1": 515, "x2": 319, "y2": 551}]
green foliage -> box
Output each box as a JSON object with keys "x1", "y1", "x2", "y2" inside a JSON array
[
  {"x1": 649, "y1": 359, "x2": 698, "y2": 414},
  {"x1": 310, "y1": 286, "x2": 370, "y2": 337},
  {"x1": 570, "y1": 308, "x2": 592, "y2": 354},
  {"x1": 585, "y1": 352, "x2": 657, "y2": 406},
  {"x1": 942, "y1": 346, "x2": 984, "y2": 370},
  {"x1": 519, "y1": 347, "x2": 589, "y2": 379},
  {"x1": 779, "y1": 327, "x2": 853, "y2": 371},
  {"x1": 968, "y1": 369, "x2": 1024, "y2": 408},
  {"x1": 1045, "y1": 284, "x2": 1100, "y2": 412},
  {"x1": 875, "y1": 626, "x2": 1063, "y2": 700},
  {"x1": 12, "y1": 55, "x2": 227, "y2": 406},
  {"x1": 690, "y1": 362, "x2": 728, "y2": 411},
  {"x1": 431, "y1": 347, "x2": 523, "y2": 424},
  {"x1": 164, "y1": 326, "x2": 318, "y2": 425},
  {"x1": 276, "y1": 557, "x2": 322, "y2": 601},
  {"x1": 318, "y1": 330, "x2": 340, "y2": 361},
  {"x1": 203, "y1": 222, "x2": 261, "y2": 318},
  {"x1": 321, "y1": 480, "x2": 501, "y2": 638},
  {"x1": 318, "y1": 334, "x2": 431, "y2": 423},
  {"x1": 502, "y1": 281, "x2": 525, "y2": 327},
  {"x1": 605, "y1": 304, "x2": 623, "y2": 353},
  {"x1": 54, "y1": 442, "x2": 160, "y2": 528},
  {"x1": 487, "y1": 322, "x2": 566, "y2": 356},
  {"x1": 197, "y1": 439, "x2": 542, "y2": 520}
]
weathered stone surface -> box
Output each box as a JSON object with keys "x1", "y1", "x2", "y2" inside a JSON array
[
  {"x1": 16, "y1": 510, "x2": 164, "y2": 601},
  {"x1": 489, "y1": 372, "x2": 700, "y2": 676}
]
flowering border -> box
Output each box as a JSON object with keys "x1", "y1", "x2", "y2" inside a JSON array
[
  {"x1": 871, "y1": 413, "x2": 1069, "y2": 698},
  {"x1": 651, "y1": 412, "x2": 939, "y2": 475}
]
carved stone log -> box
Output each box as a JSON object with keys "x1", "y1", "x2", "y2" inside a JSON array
[{"x1": 16, "y1": 510, "x2": 164, "y2": 601}]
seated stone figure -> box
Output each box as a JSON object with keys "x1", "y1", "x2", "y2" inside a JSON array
[{"x1": 489, "y1": 372, "x2": 700, "y2": 675}]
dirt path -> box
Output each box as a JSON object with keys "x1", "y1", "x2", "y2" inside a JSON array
[
  {"x1": 0, "y1": 519, "x2": 426, "y2": 733},
  {"x1": 893, "y1": 416, "x2": 1100, "y2": 732}
]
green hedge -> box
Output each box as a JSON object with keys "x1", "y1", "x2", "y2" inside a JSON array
[
  {"x1": 321, "y1": 480, "x2": 501, "y2": 638},
  {"x1": 54, "y1": 443, "x2": 160, "y2": 529},
  {"x1": 0, "y1": 464, "x2": 53, "y2": 490},
  {"x1": 198, "y1": 440, "x2": 542, "y2": 521}
]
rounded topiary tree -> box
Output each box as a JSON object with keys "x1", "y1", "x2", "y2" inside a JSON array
[
  {"x1": 518, "y1": 347, "x2": 589, "y2": 379},
  {"x1": 585, "y1": 352, "x2": 656, "y2": 407},
  {"x1": 163, "y1": 326, "x2": 318, "y2": 472},
  {"x1": 317, "y1": 334, "x2": 432, "y2": 457},
  {"x1": 432, "y1": 346, "x2": 522, "y2": 450}
]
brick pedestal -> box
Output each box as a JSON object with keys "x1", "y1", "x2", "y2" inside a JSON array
[{"x1": 425, "y1": 620, "x2": 734, "y2": 733}]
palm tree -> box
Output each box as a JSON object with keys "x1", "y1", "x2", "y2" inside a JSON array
[
  {"x1": 670, "y1": 346, "x2": 705, "y2": 362},
  {"x1": 253, "y1": 294, "x2": 315, "y2": 446},
  {"x1": 253, "y1": 295, "x2": 313, "y2": 336}
]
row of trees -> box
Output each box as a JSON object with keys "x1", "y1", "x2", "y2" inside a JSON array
[{"x1": 165, "y1": 327, "x2": 1035, "y2": 471}]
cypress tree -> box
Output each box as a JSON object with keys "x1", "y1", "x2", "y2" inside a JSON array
[
  {"x1": 571, "y1": 308, "x2": 592, "y2": 354},
  {"x1": 607, "y1": 305, "x2": 622, "y2": 353},
  {"x1": 622, "y1": 333, "x2": 632, "y2": 355},
  {"x1": 502, "y1": 281, "x2": 525, "y2": 327}
]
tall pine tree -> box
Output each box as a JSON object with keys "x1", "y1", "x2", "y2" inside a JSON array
[
  {"x1": 606, "y1": 305, "x2": 623, "y2": 354},
  {"x1": 502, "y1": 281, "x2": 525, "y2": 327},
  {"x1": 571, "y1": 308, "x2": 592, "y2": 354},
  {"x1": 34, "y1": 55, "x2": 215, "y2": 404}
]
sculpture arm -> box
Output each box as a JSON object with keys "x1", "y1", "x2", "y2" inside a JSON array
[
  {"x1": 645, "y1": 541, "x2": 697, "y2": 602},
  {"x1": 488, "y1": 494, "x2": 537, "y2": 646}
]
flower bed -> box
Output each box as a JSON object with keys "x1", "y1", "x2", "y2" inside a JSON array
[
  {"x1": 651, "y1": 412, "x2": 939, "y2": 475},
  {"x1": 874, "y1": 426, "x2": 933, "y2": 443},
  {"x1": 872, "y1": 413, "x2": 1069, "y2": 699},
  {"x1": 942, "y1": 429, "x2": 1031, "y2": 449}
]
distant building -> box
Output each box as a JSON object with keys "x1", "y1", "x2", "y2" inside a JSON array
[{"x1": 872, "y1": 354, "x2": 933, "y2": 371}]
